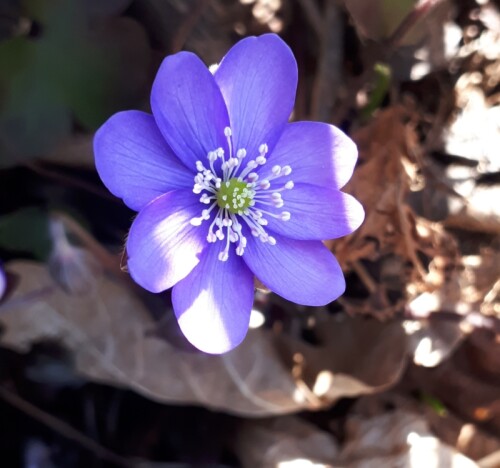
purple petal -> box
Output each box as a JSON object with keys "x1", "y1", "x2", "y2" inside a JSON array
[
  {"x1": 151, "y1": 52, "x2": 230, "y2": 171},
  {"x1": 0, "y1": 264, "x2": 6, "y2": 301},
  {"x1": 127, "y1": 190, "x2": 207, "y2": 293},
  {"x1": 260, "y1": 121, "x2": 358, "y2": 189},
  {"x1": 243, "y1": 234, "x2": 345, "y2": 306},
  {"x1": 94, "y1": 111, "x2": 193, "y2": 211},
  {"x1": 262, "y1": 184, "x2": 364, "y2": 240},
  {"x1": 214, "y1": 34, "x2": 298, "y2": 159},
  {"x1": 172, "y1": 244, "x2": 254, "y2": 354}
]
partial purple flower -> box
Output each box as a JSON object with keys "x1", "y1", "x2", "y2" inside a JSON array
[
  {"x1": 94, "y1": 34, "x2": 364, "y2": 354},
  {"x1": 0, "y1": 263, "x2": 6, "y2": 302}
]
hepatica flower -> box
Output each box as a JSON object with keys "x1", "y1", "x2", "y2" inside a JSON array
[
  {"x1": 94, "y1": 34, "x2": 364, "y2": 354},
  {"x1": 0, "y1": 263, "x2": 6, "y2": 302}
]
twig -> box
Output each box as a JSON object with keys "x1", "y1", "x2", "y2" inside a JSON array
[
  {"x1": 350, "y1": 260, "x2": 377, "y2": 294},
  {"x1": 296, "y1": 0, "x2": 323, "y2": 38},
  {"x1": 386, "y1": 0, "x2": 444, "y2": 50},
  {"x1": 171, "y1": 0, "x2": 212, "y2": 53},
  {"x1": 311, "y1": 0, "x2": 343, "y2": 121},
  {"x1": 24, "y1": 161, "x2": 118, "y2": 202},
  {"x1": 0, "y1": 385, "x2": 133, "y2": 467}
]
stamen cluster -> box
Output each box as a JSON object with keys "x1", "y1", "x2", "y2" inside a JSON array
[{"x1": 190, "y1": 127, "x2": 293, "y2": 261}]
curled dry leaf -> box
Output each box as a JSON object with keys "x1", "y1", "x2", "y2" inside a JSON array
[
  {"x1": 355, "y1": 393, "x2": 500, "y2": 462},
  {"x1": 338, "y1": 410, "x2": 478, "y2": 467},
  {"x1": 332, "y1": 105, "x2": 460, "y2": 320},
  {"x1": 409, "y1": 329, "x2": 500, "y2": 433},
  {"x1": 236, "y1": 416, "x2": 339, "y2": 468},
  {"x1": 403, "y1": 313, "x2": 465, "y2": 367},
  {"x1": 236, "y1": 410, "x2": 479, "y2": 468},
  {"x1": 274, "y1": 314, "x2": 408, "y2": 406},
  {"x1": 0, "y1": 261, "x2": 408, "y2": 416},
  {"x1": 404, "y1": 245, "x2": 500, "y2": 367},
  {"x1": 334, "y1": 106, "x2": 421, "y2": 266}
]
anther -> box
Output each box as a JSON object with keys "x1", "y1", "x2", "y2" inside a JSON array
[
  {"x1": 191, "y1": 138, "x2": 293, "y2": 261},
  {"x1": 218, "y1": 251, "x2": 229, "y2": 262},
  {"x1": 256, "y1": 156, "x2": 266, "y2": 165}
]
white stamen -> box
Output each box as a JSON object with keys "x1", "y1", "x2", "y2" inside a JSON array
[{"x1": 189, "y1": 133, "x2": 295, "y2": 261}]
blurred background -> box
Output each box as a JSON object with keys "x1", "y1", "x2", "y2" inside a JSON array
[{"x1": 0, "y1": 0, "x2": 499, "y2": 466}]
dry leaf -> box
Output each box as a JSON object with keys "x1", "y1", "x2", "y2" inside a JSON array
[
  {"x1": 274, "y1": 314, "x2": 408, "y2": 407},
  {"x1": 236, "y1": 417, "x2": 339, "y2": 468},
  {"x1": 0, "y1": 261, "x2": 408, "y2": 416},
  {"x1": 339, "y1": 410, "x2": 479, "y2": 467},
  {"x1": 236, "y1": 410, "x2": 480, "y2": 467},
  {"x1": 409, "y1": 331, "x2": 500, "y2": 433},
  {"x1": 354, "y1": 393, "x2": 500, "y2": 461}
]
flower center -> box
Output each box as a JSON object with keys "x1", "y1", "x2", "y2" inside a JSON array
[
  {"x1": 190, "y1": 126, "x2": 293, "y2": 262},
  {"x1": 216, "y1": 178, "x2": 254, "y2": 214}
]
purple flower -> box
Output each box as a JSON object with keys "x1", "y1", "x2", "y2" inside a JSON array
[
  {"x1": 0, "y1": 263, "x2": 5, "y2": 301},
  {"x1": 94, "y1": 34, "x2": 364, "y2": 354}
]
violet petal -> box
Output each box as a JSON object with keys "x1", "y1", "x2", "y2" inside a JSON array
[
  {"x1": 172, "y1": 244, "x2": 254, "y2": 354},
  {"x1": 260, "y1": 121, "x2": 358, "y2": 189},
  {"x1": 151, "y1": 52, "x2": 230, "y2": 171},
  {"x1": 127, "y1": 190, "x2": 207, "y2": 293},
  {"x1": 264, "y1": 184, "x2": 365, "y2": 240},
  {"x1": 243, "y1": 233, "x2": 345, "y2": 306},
  {"x1": 94, "y1": 111, "x2": 193, "y2": 211},
  {"x1": 214, "y1": 34, "x2": 297, "y2": 158},
  {"x1": 0, "y1": 264, "x2": 6, "y2": 301}
]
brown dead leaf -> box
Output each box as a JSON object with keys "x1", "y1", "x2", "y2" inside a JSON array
[
  {"x1": 409, "y1": 331, "x2": 500, "y2": 433},
  {"x1": 274, "y1": 314, "x2": 408, "y2": 406},
  {"x1": 334, "y1": 105, "x2": 423, "y2": 265},
  {"x1": 236, "y1": 416, "x2": 339, "y2": 468},
  {"x1": 0, "y1": 261, "x2": 408, "y2": 416},
  {"x1": 236, "y1": 410, "x2": 479, "y2": 467},
  {"x1": 339, "y1": 410, "x2": 479, "y2": 467},
  {"x1": 355, "y1": 392, "x2": 500, "y2": 462}
]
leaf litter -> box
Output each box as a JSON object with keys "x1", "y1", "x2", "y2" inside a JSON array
[{"x1": 0, "y1": 0, "x2": 500, "y2": 466}]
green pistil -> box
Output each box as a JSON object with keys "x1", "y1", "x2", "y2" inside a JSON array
[{"x1": 217, "y1": 178, "x2": 253, "y2": 214}]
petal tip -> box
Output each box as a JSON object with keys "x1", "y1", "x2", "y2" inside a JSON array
[{"x1": 178, "y1": 312, "x2": 249, "y2": 355}]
